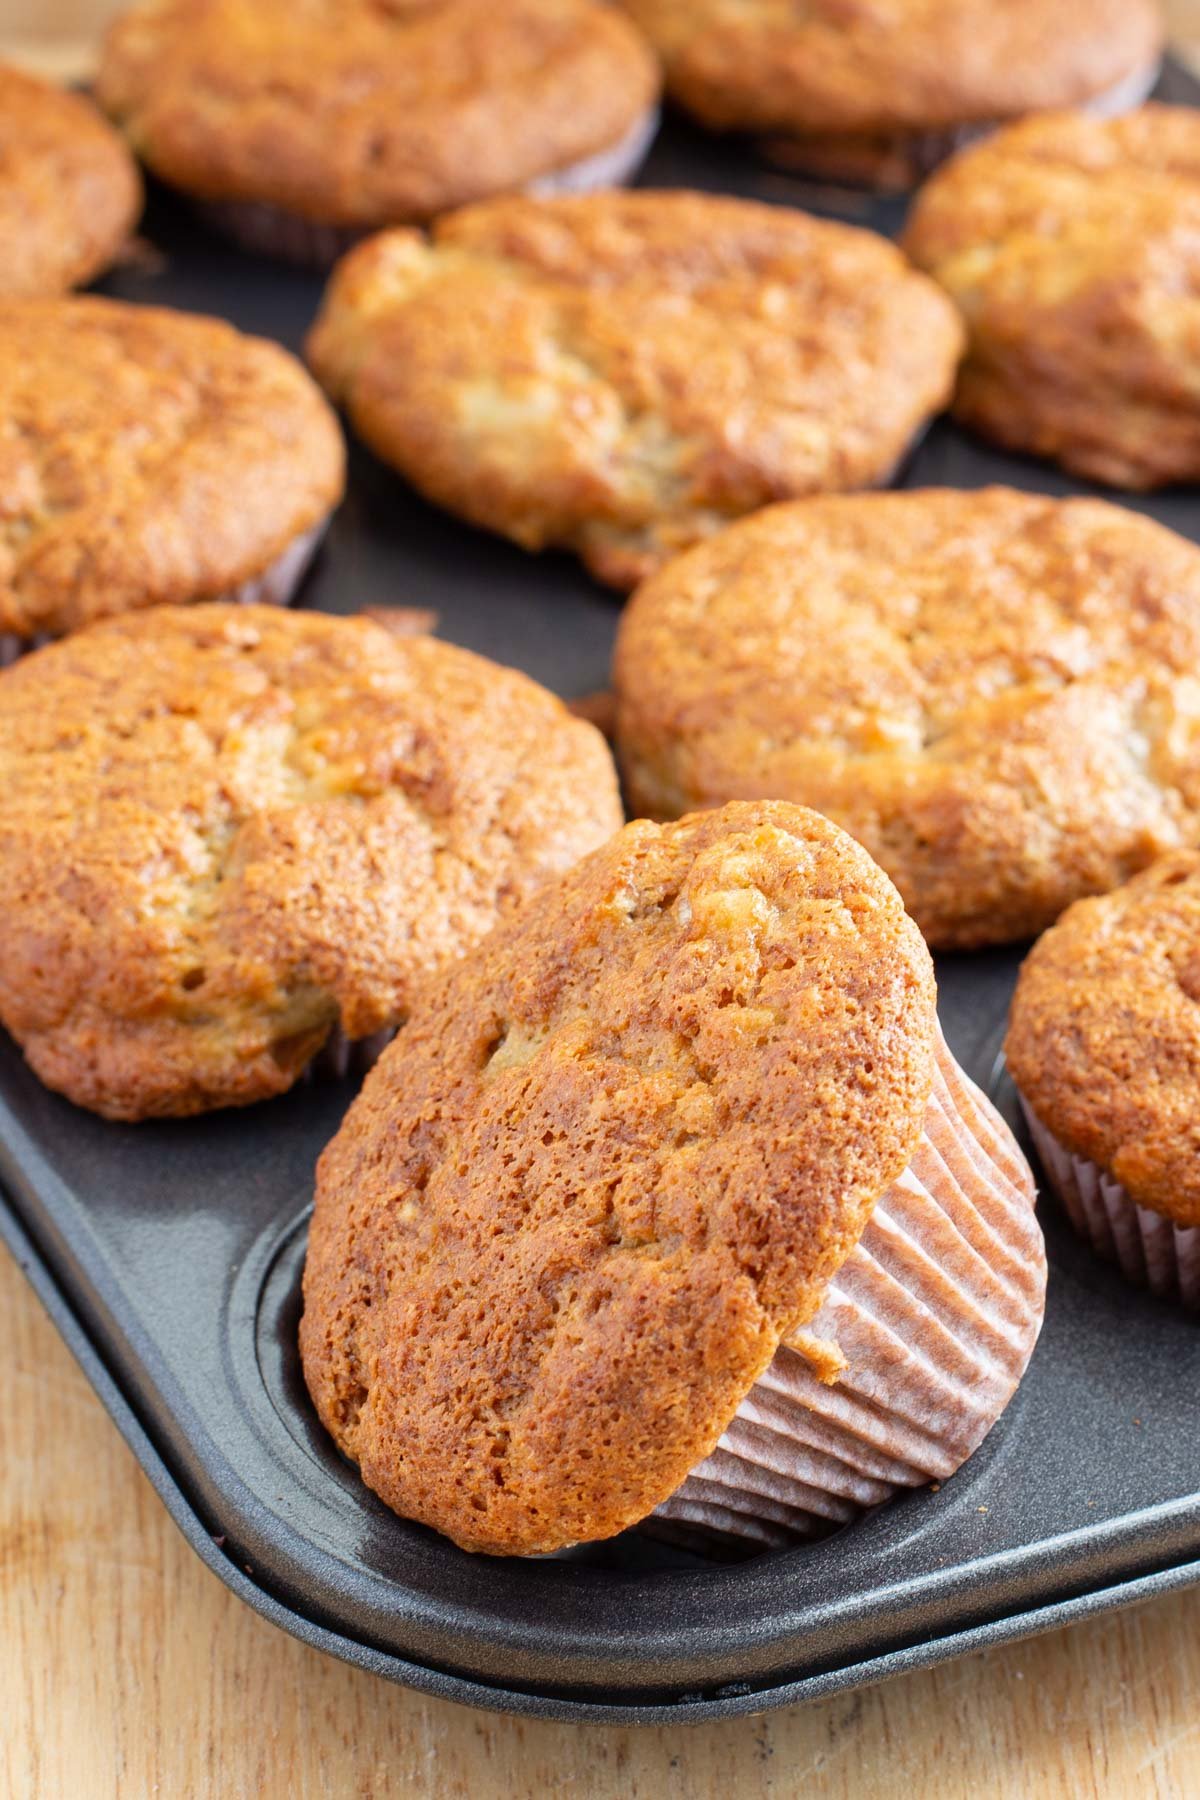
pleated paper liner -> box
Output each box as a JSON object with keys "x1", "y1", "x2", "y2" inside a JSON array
[
  {"x1": 0, "y1": 515, "x2": 329, "y2": 668},
  {"x1": 759, "y1": 57, "x2": 1162, "y2": 189},
  {"x1": 1021, "y1": 1100, "x2": 1200, "y2": 1311},
  {"x1": 195, "y1": 107, "x2": 661, "y2": 268},
  {"x1": 648, "y1": 1034, "x2": 1047, "y2": 1554}
]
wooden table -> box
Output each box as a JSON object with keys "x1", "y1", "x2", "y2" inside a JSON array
[{"x1": 5, "y1": 8, "x2": 1200, "y2": 1794}]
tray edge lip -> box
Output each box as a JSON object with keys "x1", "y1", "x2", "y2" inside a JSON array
[{"x1": 4, "y1": 1184, "x2": 1199, "y2": 1727}]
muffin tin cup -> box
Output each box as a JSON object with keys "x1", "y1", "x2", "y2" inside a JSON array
[
  {"x1": 196, "y1": 107, "x2": 661, "y2": 269},
  {"x1": 1020, "y1": 1100, "x2": 1200, "y2": 1310},
  {"x1": 0, "y1": 516, "x2": 328, "y2": 668},
  {"x1": 652, "y1": 1038, "x2": 1047, "y2": 1552},
  {"x1": 759, "y1": 56, "x2": 1163, "y2": 188}
]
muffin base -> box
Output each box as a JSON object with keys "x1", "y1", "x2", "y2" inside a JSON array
[
  {"x1": 650, "y1": 1037, "x2": 1046, "y2": 1553},
  {"x1": 196, "y1": 107, "x2": 660, "y2": 268},
  {"x1": 0, "y1": 516, "x2": 327, "y2": 668},
  {"x1": 758, "y1": 58, "x2": 1161, "y2": 191},
  {"x1": 1021, "y1": 1100, "x2": 1200, "y2": 1310}
]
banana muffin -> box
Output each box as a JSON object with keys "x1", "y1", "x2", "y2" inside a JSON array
[
  {"x1": 617, "y1": 0, "x2": 1162, "y2": 188},
  {"x1": 96, "y1": 0, "x2": 661, "y2": 265},
  {"x1": 0, "y1": 63, "x2": 142, "y2": 296},
  {"x1": 0, "y1": 297, "x2": 344, "y2": 658},
  {"x1": 306, "y1": 191, "x2": 963, "y2": 590},
  {"x1": 904, "y1": 104, "x2": 1200, "y2": 489},
  {"x1": 614, "y1": 488, "x2": 1200, "y2": 951},
  {"x1": 301, "y1": 802, "x2": 1045, "y2": 1556},
  {"x1": 0, "y1": 604, "x2": 622, "y2": 1120},
  {"x1": 1007, "y1": 853, "x2": 1200, "y2": 1308}
]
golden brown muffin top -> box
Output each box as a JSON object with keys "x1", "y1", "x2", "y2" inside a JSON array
[
  {"x1": 617, "y1": 0, "x2": 1161, "y2": 137},
  {"x1": 1007, "y1": 852, "x2": 1200, "y2": 1227},
  {"x1": 0, "y1": 64, "x2": 142, "y2": 298},
  {"x1": 301, "y1": 801, "x2": 937, "y2": 1555},
  {"x1": 96, "y1": 0, "x2": 660, "y2": 228},
  {"x1": 0, "y1": 297, "x2": 344, "y2": 641},
  {"x1": 613, "y1": 488, "x2": 1200, "y2": 951},
  {"x1": 0, "y1": 604, "x2": 622, "y2": 1120},
  {"x1": 903, "y1": 106, "x2": 1200, "y2": 490},
  {"x1": 307, "y1": 191, "x2": 963, "y2": 589}
]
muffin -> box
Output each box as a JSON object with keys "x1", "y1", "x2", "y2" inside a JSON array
[
  {"x1": 0, "y1": 298, "x2": 344, "y2": 659},
  {"x1": 613, "y1": 487, "x2": 1200, "y2": 952},
  {"x1": 301, "y1": 802, "x2": 1046, "y2": 1556},
  {"x1": 904, "y1": 105, "x2": 1200, "y2": 490},
  {"x1": 96, "y1": 0, "x2": 661, "y2": 266},
  {"x1": 0, "y1": 63, "x2": 142, "y2": 297},
  {"x1": 1007, "y1": 853, "x2": 1200, "y2": 1309},
  {"x1": 0, "y1": 604, "x2": 622, "y2": 1120},
  {"x1": 617, "y1": 0, "x2": 1162, "y2": 189},
  {"x1": 306, "y1": 191, "x2": 963, "y2": 590}
]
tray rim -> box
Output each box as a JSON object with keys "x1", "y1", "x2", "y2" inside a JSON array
[{"x1": 5, "y1": 1186, "x2": 1199, "y2": 1726}]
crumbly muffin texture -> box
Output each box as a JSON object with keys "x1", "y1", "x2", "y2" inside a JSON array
[
  {"x1": 97, "y1": 0, "x2": 659, "y2": 228},
  {"x1": 904, "y1": 105, "x2": 1200, "y2": 489},
  {"x1": 614, "y1": 488, "x2": 1200, "y2": 950},
  {"x1": 616, "y1": 0, "x2": 1161, "y2": 140},
  {"x1": 306, "y1": 191, "x2": 962, "y2": 589},
  {"x1": 1007, "y1": 853, "x2": 1200, "y2": 1229},
  {"x1": 0, "y1": 298, "x2": 344, "y2": 641},
  {"x1": 0, "y1": 64, "x2": 142, "y2": 297},
  {"x1": 301, "y1": 802, "x2": 938, "y2": 1555},
  {"x1": 0, "y1": 604, "x2": 622, "y2": 1120}
]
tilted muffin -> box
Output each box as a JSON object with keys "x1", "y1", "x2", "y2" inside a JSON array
[
  {"x1": 96, "y1": 0, "x2": 661, "y2": 265},
  {"x1": 0, "y1": 298, "x2": 344, "y2": 659},
  {"x1": 0, "y1": 604, "x2": 622, "y2": 1120},
  {"x1": 0, "y1": 63, "x2": 142, "y2": 296},
  {"x1": 1007, "y1": 854, "x2": 1200, "y2": 1309},
  {"x1": 904, "y1": 105, "x2": 1200, "y2": 490},
  {"x1": 306, "y1": 191, "x2": 963, "y2": 590},
  {"x1": 302, "y1": 802, "x2": 1045, "y2": 1556},
  {"x1": 614, "y1": 488, "x2": 1200, "y2": 951},
  {"x1": 617, "y1": 0, "x2": 1162, "y2": 188}
]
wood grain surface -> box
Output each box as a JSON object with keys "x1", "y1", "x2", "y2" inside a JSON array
[{"x1": 4, "y1": 6, "x2": 1200, "y2": 1796}]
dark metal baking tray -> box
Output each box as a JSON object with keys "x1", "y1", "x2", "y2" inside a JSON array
[{"x1": 3, "y1": 60, "x2": 1199, "y2": 1724}]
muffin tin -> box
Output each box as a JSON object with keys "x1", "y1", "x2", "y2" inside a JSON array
[{"x1": 2, "y1": 63, "x2": 1199, "y2": 1723}]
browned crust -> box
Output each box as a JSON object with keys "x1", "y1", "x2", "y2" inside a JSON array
[
  {"x1": 0, "y1": 297, "x2": 345, "y2": 639},
  {"x1": 903, "y1": 105, "x2": 1200, "y2": 490},
  {"x1": 96, "y1": 0, "x2": 660, "y2": 228},
  {"x1": 1006, "y1": 852, "x2": 1200, "y2": 1227},
  {"x1": 306, "y1": 191, "x2": 963, "y2": 589},
  {"x1": 617, "y1": 0, "x2": 1162, "y2": 137},
  {"x1": 0, "y1": 603, "x2": 622, "y2": 1120},
  {"x1": 613, "y1": 487, "x2": 1200, "y2": 951},
  {"x1": 300, "y1": 801, "x2": 938, "y2": 1554},
  {"x1": 0, "y1": 63, "x2": 142, "y2": 297}
]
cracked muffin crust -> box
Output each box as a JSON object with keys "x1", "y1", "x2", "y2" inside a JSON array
[
  {"x1": 96, "y1": 0, "x2": 660, "y2": 239},
  {"x1": 0, "y1": 603, "x2": 622, "y2": 1120},
  {"x1": 616, "y1": 0, "x2": 1162, "y2": 188},
  {"x1": 0, "y1": 63, "x2": 142, "y2": 297},
  {"x1": 903, "y1": 105, "x2": 1200, "y2": 489},
  {"x1": 0, "y1": 298, "x2": 344, "y2": 645},
  {"x1": 1007, "y1": 853, "x2": 1200, "y2": 1230},
  {"x1": 614, "y1": 488, "x2": 1200, "y2": 950},
  {"x1": 301, "y1": 802, "x2": 942, "y2": 1553},
  {"x1": 306, "y1": 191, "x2": 963, "y2": 589}
]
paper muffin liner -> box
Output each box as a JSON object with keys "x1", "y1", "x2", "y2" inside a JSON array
[
  {"x1": 303, "y1": 1023, "x2": 397, "y2": 1085},
  {"x1": 0, "y1": 517, "x2": 327, "y2": 668},
  {"x1": 759, "y1": 58, "x2": 1161, "y2": 189},
  {"x1": 197, "y1": 108, "x2": 660, "y2": 269},
  {"x1": 1020, "y1": 1098, "x2": 1200, "y2": 1310},
  {"x1": 648, "y1": 1034, "x2": 1046, "y2": 1553}
]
